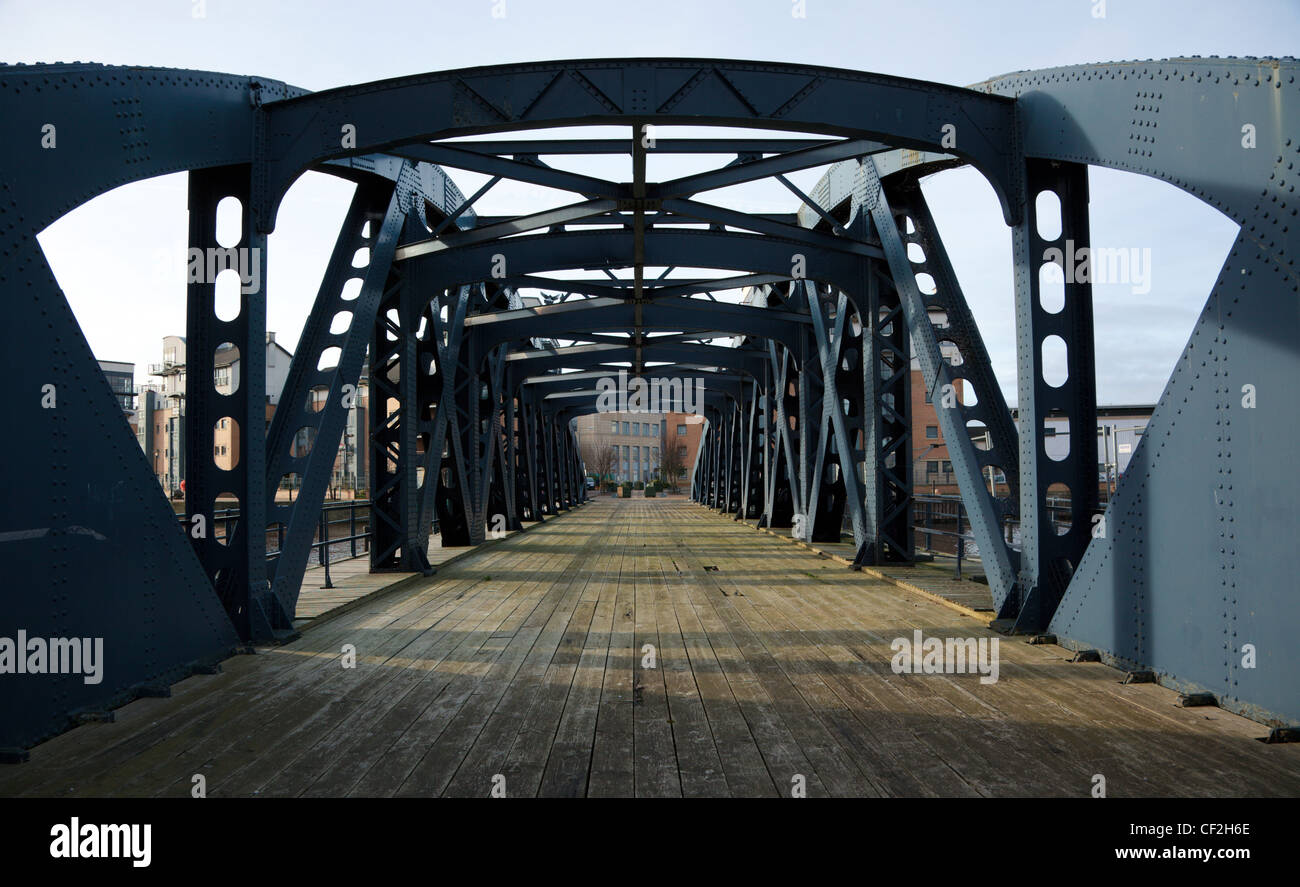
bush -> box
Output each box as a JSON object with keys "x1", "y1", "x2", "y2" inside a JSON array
[
  {"x1": 620, "y1": 484, "x2": 631, "y2": 498},
  {"x1": 634, "y1": 481, "x2": 644, "y2": 490}
]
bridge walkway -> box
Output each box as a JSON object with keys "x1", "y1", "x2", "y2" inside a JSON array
[{"x1": 2, "y1": 498, "x2": 1296, "y2": 798}]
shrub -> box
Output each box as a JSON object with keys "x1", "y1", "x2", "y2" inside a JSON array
[
  {"x1": 634, "y1": 481, "x2": 644, "y2": 490},
  {"x1": 620, "y1": 484, "x2": 631, "y2": 498}
]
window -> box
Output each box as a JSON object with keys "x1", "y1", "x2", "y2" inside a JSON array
[
  {"x1": 677, "y1": 424, "x2": 687, "y2": 436},
  {"x1": 925, "y1": 425, "x2": 939, "y2": 439},
  {"x1": 677, "y1": 445, "x2": 687, "y2": 459},
  {"x1": 942, "y1": 461, "x2": 952, "y2": 473},
  {"x1": 633, "y1": 424, "x2": 639, "y2": 436},
  {"x1": 622, "y1": 422, "x2": 629, "y2": 435},
  {"x1": 610, "y1": 421, "x2": 618, "y2": 434},
  {"x1": 924, "y1": 388, "x2": 932, "y2": 404},
  {"x1": 926, "y1": 461, "x2": 939, "y2": 475}
]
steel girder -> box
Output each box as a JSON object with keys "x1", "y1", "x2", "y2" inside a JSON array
[
  {"x1": 261, "y1": 176, "x2": 409, "y2": 621},
  {"x1": 981, "y1": 60, "x2": 1300, "y2": 725},
  {"x1": 857, "y1": 158, "x2": 1022, "y2": 613},
  {"x1": 399, "y1": 228, "x2": 868, "y2": 307},
  {"x1": 368, "y1": 223, "x2": 432, "y2": 574},
  {"x1": 506, "y1": 342, "x2": 770, "y2": 379},
  {"x1": 0, "y1": 66, "x2": 474, "y2": 747},
  {"x1": 856, "y1": 254, "x2": 914, "y2": 566},
  {"x1": 1008, "y1": 160, "x2": 1099, "y2": 632},
  {"x1": 183, "y1": 165, "x2": 273, "y2": 639},
  {"x1": 803, "y1": 280, "x2": 867, "y2": 544},
  {"x1": 254, "y1": 59, "x2": 1021, "y2": 230}
]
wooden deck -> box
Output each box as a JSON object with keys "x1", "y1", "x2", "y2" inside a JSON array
[
  {"x1": 294, "y1": 522, "x2": 537, "y2": 624},
  {"x1": 4, "y1": 498, "x2": 1297, "y2": 798}
]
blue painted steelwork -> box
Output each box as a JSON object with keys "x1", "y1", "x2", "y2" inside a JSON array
[{"x1": 1, "y1": 57, "x2": 1295, "y2": 752}]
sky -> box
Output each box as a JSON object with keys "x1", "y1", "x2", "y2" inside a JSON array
[{"x1": 4, "y1": 0, "x2": 1294, "y2": 406}]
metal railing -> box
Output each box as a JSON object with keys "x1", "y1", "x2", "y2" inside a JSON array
[
  {"x1": 912, "y1": 494, "x2": 1074, "y2": 579},
  {"x1": 176, "y1": 499, "x2": 373, "y2": 590}
]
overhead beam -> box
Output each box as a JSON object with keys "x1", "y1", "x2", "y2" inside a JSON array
[
  {"x1": 392, "y1": 142, "x2": 624, "y2": 198},
  {"x1": 650, "y1": 138, "x2": 889, "y2": 199},
  {"x1": 396, "y1": 199, "x2": 618, "y2": 261},
  {"x1": 435, "y1": 138, "x2": 834, "y2": 155}
]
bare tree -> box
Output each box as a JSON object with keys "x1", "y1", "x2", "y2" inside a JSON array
[
  {"x1": 659, "y1": 442, "x2": 686, "y2": 492},
  {"x1": 589, "y1": 444, "x2": 618, "y2": 489}
]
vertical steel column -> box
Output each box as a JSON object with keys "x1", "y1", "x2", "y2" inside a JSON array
[
  {"x1": 793, "y1": 330, "x2": 816, "y2": 540},
  {"x1": 185, "y1": 165, "x2": 275, "y2": 640},
  {"x1": 420, "y1": 286, "x2": 473, "y2": 548},
  {"x1": 505, "y1": 383, "x2": 529, "y2": 522},
  {"x1": 738, "y1": 379, "x2": 763, "y2": 520},
  {"x1": 540, "y1": 405, "x2": 557, "y2": 514},
  {"x1": 765, "y1": 343, "x2": 800, "y2": 529},
  {"x1": 368, "y1": 241, "x2": 425, "y2": 571},
  {"x1": 856, "y1": 257, "x2": 914, "y2": 565},
  {"x1": 723, "y1": 401, "x2": 739, "y2": 513},
  {"x1": 1012, "y1": 159, "x2": 1100, "y2": 632},
  {"x1": 520, "y1": 390, "x2": 542, "y2": 521}
]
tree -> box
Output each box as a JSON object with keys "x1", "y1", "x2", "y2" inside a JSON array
[
  {"x1": 590, "y1": 444, "x2": 618, "y2": 489},
  {"x1": 659, "y1": 442, "x2": 686, "y2": 492}
]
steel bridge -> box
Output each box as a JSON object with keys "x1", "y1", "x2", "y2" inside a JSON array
[{"x1": 1, "y1": 56, "x2": 1297, "y2": 757}]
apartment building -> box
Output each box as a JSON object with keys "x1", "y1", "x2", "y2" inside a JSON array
[
  {"x1": 96, "y1": 360, "x2": 136, "y2": 415},
  {"x1": 140, "y1": 332, "x2": 293, "y2": 496},
  {"x1": 575, "y1": 410, "x2": 705, "y2": 487}
]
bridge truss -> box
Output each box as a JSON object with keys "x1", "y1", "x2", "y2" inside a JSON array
[{"x1": 1, "y1": 57, "x2": 1296, "y2": 750}]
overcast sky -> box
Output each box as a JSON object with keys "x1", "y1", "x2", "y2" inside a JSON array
[{"x1": 5, "y1": 0, "x2": 1293, "y2": 406}]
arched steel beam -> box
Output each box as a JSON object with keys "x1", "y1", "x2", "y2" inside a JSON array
[
  {"x1": 257, "y1": 58, "x2": 1020, "y2": 230},
  {"x1": 0, "y1": 66, "x2": 300, "y2": 235},
  {"x1": 0, "y1": 65, "x2": 467, "y2": 240}
]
